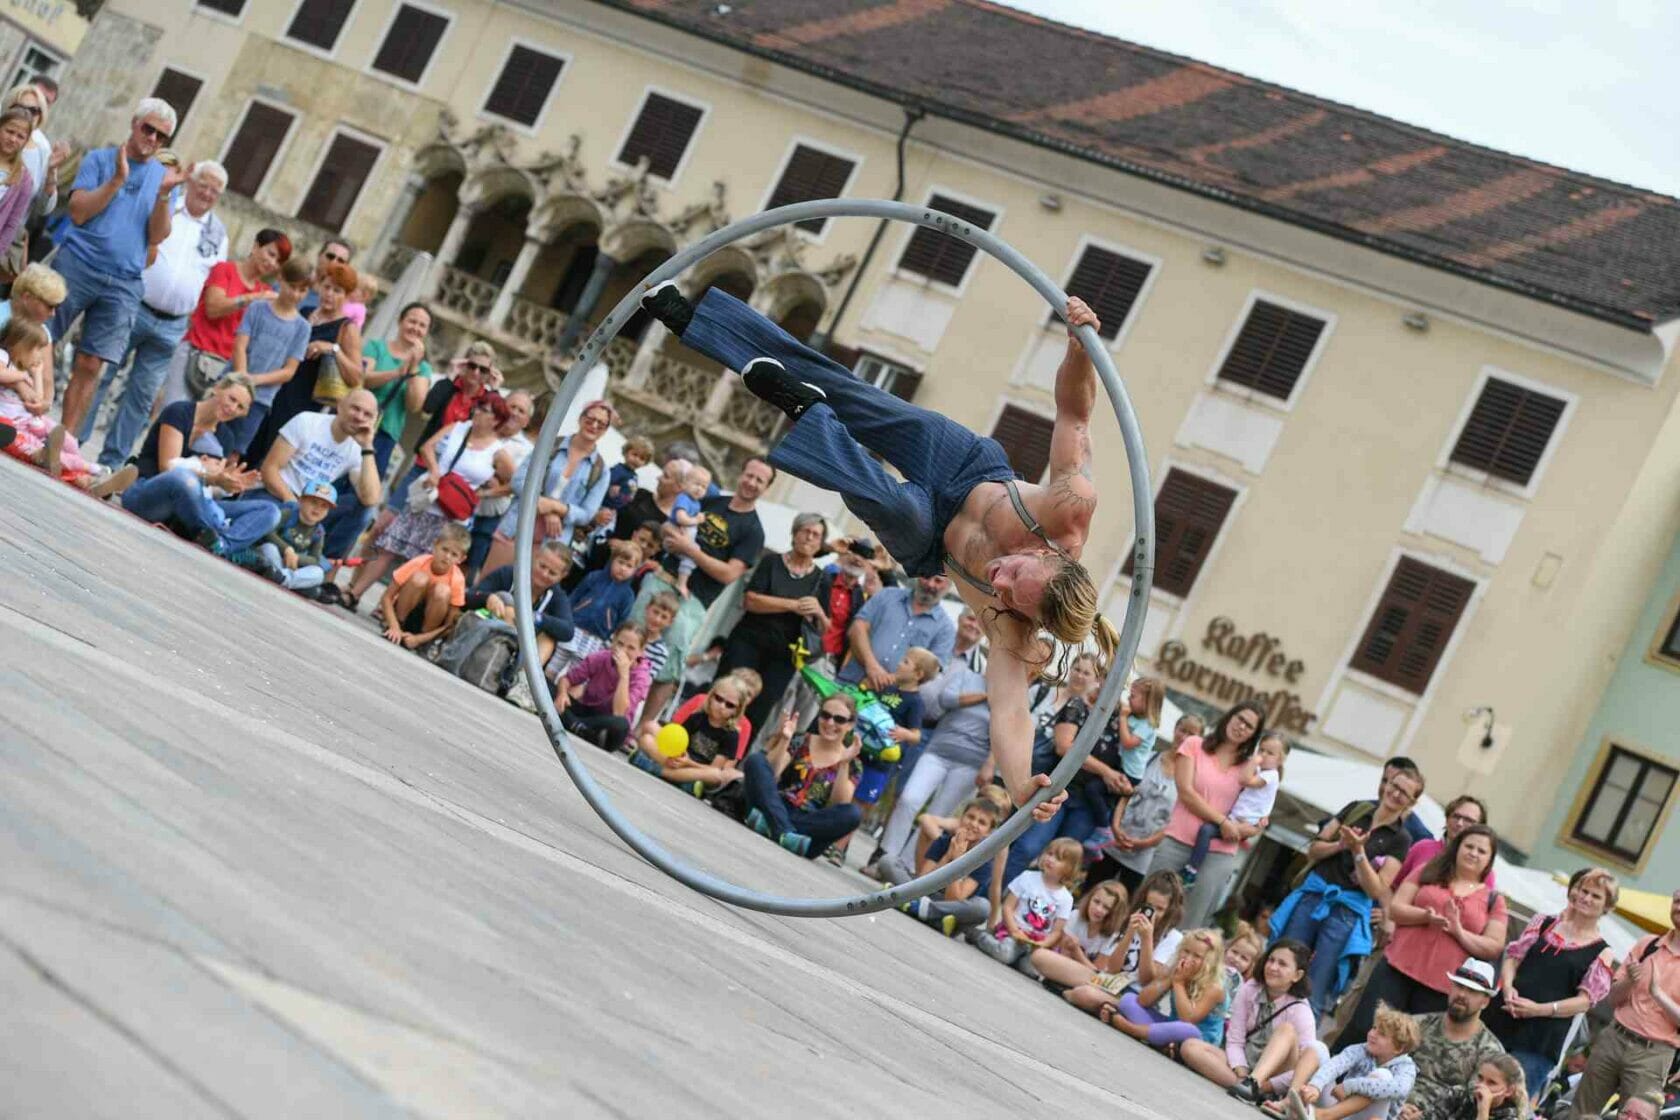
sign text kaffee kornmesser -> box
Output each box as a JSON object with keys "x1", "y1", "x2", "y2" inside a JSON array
[{"x1": 1157, "y1": 617, "x2": 1319, "y2": 733}]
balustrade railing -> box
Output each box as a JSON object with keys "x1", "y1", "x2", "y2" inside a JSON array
[
  {"x1": 435, "y1": 265, "x2": 498, "y2": 321},
  {"x1": 503, "y1": 299, "x2": 569, "y2": 350}
]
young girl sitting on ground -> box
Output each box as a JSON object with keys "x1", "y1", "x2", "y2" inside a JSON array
[
  {"x1": 558, "y1": 622, "x2": 650, "y2": 754},
  {"x1": 1185, "y1": 731, "x2": 1286, "y2": 886},
  {"x1": 893, "y1": 796, "x2": 1004, "y2": 937},
  {"x1": 1428, "y1": 1056, "x2": 1527, "y2": 1120},
  {"x1": 1100, "y1": 928, "x2": 1230, "y2": 1056},
  {"x1": 1182, "y1": 938, "x2": 1317, "y2": 1101},
  {"x1": 1052, "y1": 880, "x2": 1130, "y2": 970},
  {"x1": 0, "y1": 320, "x2": 130, "y2": 495},
  {"x1": 1263, "y1": 1002, "x2": 1420, "y2": 1120},
  {"x1": 634, "y1": 674, "x2": 748, "y2": 795},
  {"x1": 972, "y1": 836, "x2": 1082, "y2": 968},
  {"x1": 1032, "y1": 869, "x2": 1187, "y2": 1005}
]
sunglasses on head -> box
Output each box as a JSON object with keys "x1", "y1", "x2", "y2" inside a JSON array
[
  {"x1": 139, "y1": 122, "x2": 171, "y2": 142},
  {"x1": 817, "y1": 710, "x2": 853, "y2": 724}
]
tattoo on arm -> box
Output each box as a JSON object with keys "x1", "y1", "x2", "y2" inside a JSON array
[{"x1": 1051, "y1": 433, "x2": 1096, "y2": 511}]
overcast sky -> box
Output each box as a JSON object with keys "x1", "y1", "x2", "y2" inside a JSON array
[{"x1": 1011, "y1": 0, "x2": 1680, "y2": 197}]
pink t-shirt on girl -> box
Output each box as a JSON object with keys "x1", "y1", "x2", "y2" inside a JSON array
[{"x1": 1164, "y1": 736, "x2": 1248, "y2": 856}]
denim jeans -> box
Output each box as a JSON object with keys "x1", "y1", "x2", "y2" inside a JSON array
[
  {"x1": 1278, "y1": 893, "x2": 1364, "y2": 1018},
  {"x1": 121, "y1": 471, "x2": 280, "y2": 553},
  {"x1": 320, "y1": 431, "x2": 393, "y2": 559},
  {"x1": 742, "y1": 752, "x2": 862, "y2": 857},
  {"x1": 1001, "y1": 787, "x2": 1107, "y2": 884},
  {"x1": 88, "y1": 304, "x2": 191, "y2": 467},
  {"x1": 255, "y1": 543, "x2": 327, "y2": 590}
]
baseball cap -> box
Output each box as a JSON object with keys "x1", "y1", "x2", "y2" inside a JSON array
[
  {"x1": 300, "y1": 480, "x2": 338, "y2": 504},
  {"x1": 1448, "y1": 959, "x2": 1497, "y2": 995}
]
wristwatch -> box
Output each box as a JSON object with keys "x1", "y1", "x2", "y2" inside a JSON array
[{"x1": 331, "y1": 343, "x2": 341, "y2": 355}]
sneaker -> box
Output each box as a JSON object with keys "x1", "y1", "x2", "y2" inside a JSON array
[
  {"x1": 0, "y1": 420, "x2": 13, "y2": 450},
  {"x1": 314, "y1": 583, "x2": 348, "y2": 609},
  {"x1": 688, "y1": 780, "x2": 706, "y2": 799},
  {"x1": 88, "y1": 464, "x2": 138, "y2": 499},
  {"x1": 1284, "y1": 1088, "x2": 1314, "y2": 1120},
  {"x1": 940, "y1": 914, "x2": 959, "y2": 937},
  {"x1": 745, "y1": 808, "x2": 772, "y2": 839},
  {"x1": 740, "y1": 357, "x2": 826, "y2": 422},
  {"x1": 778, "y1": 831, "x2": 812, "y2": 857},
  {"x1": 640, "y1": 282, "x2": 694, "y2": 336},
  {"x1": 504, "y1": 673, "x2": 539, "y2": 714},
  {"x1": 1227, "y1": 1078, "x2": 1263, "y2": 1104},
  {"x1": 1181, "y1": 866, "x2": 1200, "y2": 887}
]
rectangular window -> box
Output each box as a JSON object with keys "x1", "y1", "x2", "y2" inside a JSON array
[
  {"x1": 483, "y1": 44, "x2": 565, "y2": 128},
  {"x1": 1216, "y1": 299, "x2": 1327, "y2": 402},
  {"x1": 616, "y1": 91, "x2": 704, "y2": 181},
  {"x1": 1449, "y1": 376, "x2": 1568, "y2": 487},
  {"x1": 1571, "y1": 744, "x2": 1678, "y2": 865},
  {"x1": 371, "y1": 3, "x2": 449, "y2": 84},
  {"x1": 989, "y1": 404, "x2": 1055, "y2": 484},
  {"x1": 856, "y1": 354, "x2": 922, "y2": 403},
  {"x1": 222, "y1": 102, "x2": 295, "y2": 199},
  {"x1": 297, "y1": 132, "x2": 381, "y2": 232},
  {"x1": 1652, "y1": 600, "x2": 1680, "y2": 669},
  {"x1": 1123, "y1": 468, "x2": 1238, "y2": 597},
  {"x1": 1350, "y1": 556, "x2": 1475, "y2": 693},
  {"x1": 8, "y1": 43, "x2": 63, "y2": 91},
  {"x1": 766, "y1": 144, "x2": 856, "y2": 234},
  {"x1": 196, "y1": 0, "x2": 246, "y2": 15},
  {"x1": 151, "y1": 69, "x2": 204, "y2": 135},
  {"x1": 285, "y1": 0, "x2": 356, "y2": 53},
  {"x1": 1052, "y1": 245, "x2": 1153, "y2": 341},
  {"x1": 896, "y1": 194, "x2": 997, "y2": 288}
]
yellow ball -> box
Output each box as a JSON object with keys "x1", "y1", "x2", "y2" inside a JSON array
[
  {"x1": 655, "y1": 723, "x2": 690, "y2": 758},
  {"x1": 879, "y1": 745, "x2": 902, "y2": 764}
]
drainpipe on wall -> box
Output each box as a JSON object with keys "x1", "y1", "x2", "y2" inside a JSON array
[{"x1": 807, "y1": 103, "x2": 924, "y2": 355}]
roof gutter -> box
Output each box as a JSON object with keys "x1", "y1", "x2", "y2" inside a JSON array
[{"x1": 592, "y1": 0, "x2": 1658, "y2": 336}]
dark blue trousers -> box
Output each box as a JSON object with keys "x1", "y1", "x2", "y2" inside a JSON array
[
  {"x1": 741, "y1": 752, "x2": 862, "y2": 858},
  {"x1": 680, "y1": 289, "x2": 1015, "y2": 576}
]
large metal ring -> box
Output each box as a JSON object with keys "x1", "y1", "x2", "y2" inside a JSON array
[{"x1": 513, "y1": 198, "x2": 1154, "y2": 917}]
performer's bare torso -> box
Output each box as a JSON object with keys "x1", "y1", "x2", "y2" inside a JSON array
[{"x1": 943, "y1": 479, "x2": 1088, "y2": 649}]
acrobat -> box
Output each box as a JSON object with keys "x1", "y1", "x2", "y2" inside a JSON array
[{"x1": 640, "y1": 284, "x2": 1115, "y2": 810}]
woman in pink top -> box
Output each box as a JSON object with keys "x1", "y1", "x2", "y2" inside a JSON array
[
  {"x1": 1149, "y1": 700, "x2": 1266, "y2": 926},
  {"x1": 1341, "y1": 823, "x2": 1508, "y2": 1043}
]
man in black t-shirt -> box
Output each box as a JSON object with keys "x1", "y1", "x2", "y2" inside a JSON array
[{"x1": 659, "y1": 457, "x2": 772, "y2": 608}]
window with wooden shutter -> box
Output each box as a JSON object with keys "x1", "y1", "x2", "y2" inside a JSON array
[
  {"x1": 856, "y1": 354, "x2": 922, "y2": 403},
  {"x1": 1350, "y1": 557, "x2": 1474, "y2": 693},
  {"x1": 896, "y1": 194, "x2": 997, "y2": 288},
  {"x1": 196, "y1": 0, "x2": 246, "y2": 16},
  {"x1": 989, "y1": 405, "x2": 1054, "y2": 483},
  {"x1": 1050, "y1": 245, "x2": 1153, "y2": 340},
  {"x1": 484, "y1": 45, "x2": 565, "y2": 128},
  {"x1": 617, "y1": 92, "x2": 705, "y2": 181},
  {"x1": 1216, "y1": 300, "x2": 1327, "y2": 402},
  {"x1": 1449, "y1": 377, "x2": 1567, "y2": 487},
  {"x1": 151, "y1": 69, "x2": 203, "y2": 134},
  {"x1": 372, "y1": 3, "x2": 449, "y2": 85},
  {"x1": 766, "y1": 144, "x2": 856, "y2": 234},
  {"x1": 1122, "y1": 469, "x2": 1237, "y2": 597},
  {"x1": 223, "y1": 102, "x2": 295, "y2": 199},
  {"x1": 1570, "y1": 743, "x2": 1678, "y2": 867},
  {"x1": 296, "y1": 132, "x2": 381, "y2": 232},
  {"x1": 284, "y1": 0, "x2": 356, "y2": 52}
]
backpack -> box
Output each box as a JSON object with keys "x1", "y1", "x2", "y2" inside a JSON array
[{"x1": 437, "y1": 612, "x2": 519, "y2": 695}]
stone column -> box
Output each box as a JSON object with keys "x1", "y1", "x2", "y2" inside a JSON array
[
  {"x1": 551, "y1": 250, "x2": 619, "y2": 356},
  {"x1": 369, "y1": 173, "x2": 426, "y2": 277},
  {"x1": 426, "y1": 201, "x2": 480, "y2": 299},
  {"x1": 487, "y1": 234, "x2": 545, "y2": 329}
]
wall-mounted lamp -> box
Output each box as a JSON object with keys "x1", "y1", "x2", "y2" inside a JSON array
[
  {"x1": 1201, "y1": 246, "x2": 1227, "y2": 266},
  {"x1": 1038, "y1": 193, "x2": 1063, "y2": 212},
  {"x1": 1403, "y1": 311, "x2": 1430, "y2": 332}
]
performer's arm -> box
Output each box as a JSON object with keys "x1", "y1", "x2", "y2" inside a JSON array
[
  {"x1": 987, "y1": 651, "x2": 1034, "y2": 805},
  {"x1": 1047, "y1": 298, "x2": 1100, "y2": 526}
]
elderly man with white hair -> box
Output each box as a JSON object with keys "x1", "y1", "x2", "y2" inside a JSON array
[
  {"x1": 50, "y1": 95, "x2": 187, "y2": 435},
  {"x1": 87, "y1": 159, "x2": 230, "y2": 468}
]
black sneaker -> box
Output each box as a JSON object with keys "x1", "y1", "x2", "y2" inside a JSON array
[
  {"x1": 1227, "y1": 1078, "x2": 1263, "y2": 1104},
  {"x1": 640, "y1": 282, "x2": 694, "y2": 336},
  {"x1": 741, "y1": 357, "x2": 825, "y2": 421},
  {"x1": 0, "y1": 421, "x2": 14, "y2": 450}
]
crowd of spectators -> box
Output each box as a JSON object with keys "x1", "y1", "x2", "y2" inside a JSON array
[{"x1": 5, "y1": 89, "x2": 1678, "y2": 1120}]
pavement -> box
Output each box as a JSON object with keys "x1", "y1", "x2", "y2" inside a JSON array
[{"x1": 0, "y1": 456, "x2": 1251, "y2": 1119}]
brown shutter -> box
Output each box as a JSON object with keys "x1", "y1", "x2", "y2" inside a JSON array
[
  {"x1": 1054, "y1": 245, "x2": 1152, "y2": 340},
  {"x1": 766, "y1": 144, "x2": 856, "y2": 234},
  {"x1": 896, "y1": 194, "x2": 996, "y2": 287},
  {"x1": 1350, "y1": 557, "x2": 1475, "y2": 692},
  {"x1": 151, "y1": 69, "x2": 203, "y2": 134},
  {"x1": 1449, "y1": 377, "x2": 1567, "y2": 486},
  {"x1": 1216, "y1": 300, "x2": 1326, "y2": 401},
  {"x1": 296, "y1": 133, "x2": 380, "y2": 232},
  {"x1": 616, "y1": 93, "x2": 704, "y2": 180},
  {"x1": 223, "y1": 103, "x2": 295, "y2": 198},
  {"x1": 989, "y1": 405, "x2": 1054, "y2": 483},
  {"x1": 1123, "y1": 469, "x2": 1238, "y2": 597},
  {"x1": 285, "y1": 0, "x2": 355, "y2": 51},
  {"x1": 372, "y1": 3, "x2": 450, "y2": 84},
  {"x1": 484, "y1": 45, "x2": 565, "y2": 127}
]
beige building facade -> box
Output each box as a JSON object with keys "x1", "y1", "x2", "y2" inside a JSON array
[{"x1": 53, "y1": 0, "x2": 1680, "y2": 861}]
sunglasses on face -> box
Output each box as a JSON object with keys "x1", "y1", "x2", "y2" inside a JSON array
[
  {"x1": 581, "y1": 414, "x2": 610, "y2": 427},
  {"x1": 817, "y1": 711, "x2": 853, "y2": 725},
  {"x1": 463, "y1": 361, "x2": 491, "y2": 375},
  {"x1": 19, "y1": 105, "x2": 40, "y2": 119},
  {"x1": 323, "y1": 252, "x2": 348, "y2": 264},
  {"x1": 710, "y1": 694, "x2": 740, "y2": 710},
  {"x1": 139, "y1": 122, "x2": 171, "y2": 142}
]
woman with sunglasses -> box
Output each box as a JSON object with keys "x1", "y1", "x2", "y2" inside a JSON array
[
  {"x1": 374, "y1": 339, "x2": 500, "y2": 530},
  {"x1": 634, "y1": 675, "x2": 750, "y2": 793},
  {"x1": 346, "y1": 391, "x2": 514, "y2": 605},
  {"x1": 742, "y1": 695, "x2": 864, "y2": 858},
  {"x1": 243, "y1": 260, "x2": 362, "y2": 465},
  {"x1": 479, "y1": 397, "x2": 614, "y2": 580}
]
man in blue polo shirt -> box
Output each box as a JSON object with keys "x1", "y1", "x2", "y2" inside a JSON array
[
  {"x1": 52, "y1": 96, "x2": 187, "y2": 436},
  {"x1": 840, "y1": 575, "x2": 957, "y2": 687}
]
